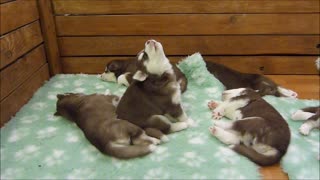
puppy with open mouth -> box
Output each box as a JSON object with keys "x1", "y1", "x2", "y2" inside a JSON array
[{"x1": 116, "y1": 40, "x2": 194, "y2": 141}]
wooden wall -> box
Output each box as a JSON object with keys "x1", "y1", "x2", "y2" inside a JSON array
[
  {"x1": 0, "y1": 0, "x2": 51, "y2": 126},
  {"x1": 53, "y1": 0, "x2": 320, "y2": 74}
]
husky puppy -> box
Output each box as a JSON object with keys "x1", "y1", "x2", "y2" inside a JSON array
[
  {"x1": 207, "y1": 88, "x2": 290, "y2": 166},
  {"x1": 291, "y1": 106, "x2": 320, "y2": 135},
  {"x1": 101, "y1": 58, "x2": 188, "y2": 93},
  {"x1": 206, "y1": 61, "x2": 297, "y2": 97},
  {"x1": 55, "y1": 93, "x2": 159, "y2": 159},
  {"x1": 116, "y1": 40, "x2": 193, "y2": 140}
]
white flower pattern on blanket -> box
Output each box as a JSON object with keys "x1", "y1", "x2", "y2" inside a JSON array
[{"x1": 0, "y1": 54, "x2": 318, "y2": 179}]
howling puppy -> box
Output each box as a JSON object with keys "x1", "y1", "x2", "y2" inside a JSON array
[
  {"x1": 101, "y1": 58, "x2": 188, "y2": 93},
  {"x1": 206, "y1": 61, "x2": 297, "y2": 97},
  {"x1": 116, "y1": 40, "x2": 193, "y2": 140},
  {"x1": 55, "y1": 93, "x2": 159, "y2": 159},
  {"x1": 208, "y1": 88, "x2": 290, "y2": 166},
  {"x1": 291, "y1": 106, "x2": 320, "y2": 135}
]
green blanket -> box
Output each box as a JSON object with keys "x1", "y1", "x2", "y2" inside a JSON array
[{"x1": 1, "y1": 53, "x2": 319, "y2": 179}]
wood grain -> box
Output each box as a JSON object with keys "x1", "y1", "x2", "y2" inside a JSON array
[
  {"x1": 0, "y1": 0, "x2": 15, "y2": 4},
  {"x1": 61, "y1": 56, "x2": 318, "y2": 75},
  {"x1": 56, "y1": 14, "x2": 320, "y2": 36},
  {"x1": 0, "y1": 0, "x2": 39, "y2": 35},
  {"x1": 52, "y1": 0, "x2": 320, "y2": 14},
  {"x1": 0, "y1": 64, "x2": 49, "y2": 126},
  {"x1": 38, "y1": 0, "x2": 62, "y2": 75},
  {"x1": 58, "y1": 36, "x2": 320, "y2": 56},
  {"x1": 0, "y1": 45, "x2": 46, "y2": 100},
  {"x1": 0, "y1": 21, "x2": 43, "y2": 69}
]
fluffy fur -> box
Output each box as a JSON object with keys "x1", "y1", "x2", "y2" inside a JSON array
[
  {"x1": 116, "y1": 40, "x2": 193, "y2": 139},
  {"x1": 291, "y1": 106, "x2": 320, "y2": 135},
  {"x1": 55, "y1": 93, "x2": 159, "y2": 159},
  {"x1": 101, "y1": 58, "x2": 188, "y2": 93},
  {"x1": 206, "y1": 61, "x2": 297, "y2": 97},
  {"x1": 208, "y1": 88, "x2": 290, "y2": 166}
]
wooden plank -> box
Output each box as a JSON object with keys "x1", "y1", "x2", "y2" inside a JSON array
[
  {"x1": 0, "y1": 45, "x2": 46, "y2": 100},
  {"x1": 0, "y1": 0, "x2": 15, "y2": 4},
  {"x1": 55, "y1": 14, "x2": 320, "y2": 36},
  {"x1": 38, "y1": 0, "x2": 62, "y2": 75},
  {"x1": 0, "y1": 21, "x2": 43, "y2": 69},
  {"x1": 61, "y1": 56, "x2": 319, "y2": 75},
  {"x1": 0, "y1": 64, "x2": 49, "y2": 126},
  {"x1": 52, "y1": 0, "x2": 320, "y2": 14},
  {"x1": 58, "y1": 36, "x2": 320, "y2": 56},
  {"x1": 0, "y1": 0, "x2": 39, "y2": 35}
]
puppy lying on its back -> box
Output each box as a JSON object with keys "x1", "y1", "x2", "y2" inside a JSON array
[
  {"x1": 206, "y1": 61, "x2": 297, "y2": 97},
  {"x1": 55, "y1": 93, "x2": 158, "y2": 159},
  {"x1": 116, "y1": 40, "x2": 193, "y2": 140},
  {"x1": 208, "y1": 88, "x2": 290, "y2": 166},
  {"x1": 101, "y1": 58, "x2": 188, "y2": 93}
]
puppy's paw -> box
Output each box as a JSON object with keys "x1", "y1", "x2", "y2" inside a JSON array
[
  {"x1": 208, "y1": 126, "x2": 217, "y2": 136},
  {"x1": 186, "y1": 118, "x2": 195, "y2": 127},
  {"x1": 149, "y1": 137, "x2": 161, "y2": 145},
  {"x1": 212, "y1": 109, "x2": 224, "y2": 120},
  {"x1": 148, "y1": 144, "x2": 157, "y2": 152},
  {"x1": 170, "y1": 122, "x2": 188, "y2": 132},
  {"x1": 208, "y1": 100, "x2": 219, "y2": 110},
  {"x1": 299, "y1": 124, "x2": 311, "y2": 136},
  {"x1": 160, "y1": 135, "x2": 169, "y2": 143}
]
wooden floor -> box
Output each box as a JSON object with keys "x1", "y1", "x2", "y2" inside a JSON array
[{"x1": 259, "y1": 75, "x2": 319, "y2": 179}]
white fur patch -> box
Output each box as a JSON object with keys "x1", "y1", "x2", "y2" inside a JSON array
[
  {"x1": 222, "y1": 88, "x2": 246, "y2": 101},
  {"x1": 291, "y1": 110, "x2": 315, "y2": 121},
  {"x1": 209, "y1": 126, "x2": 240, "y2": 145},
  {"x1": 117, "y1": 73, "x2": 130, "y2": 86},
  {"x1": 171, "y1": 83, "x2": 181, "y2": 104},
  {"x1": 101, "y1": 72, "x2": 117, "y2": 82},
  {"x1": 277, "y1": 87, "x2": 298, "y2": 98},
  {"x1": 252, "y1": 143, "x2": 278, "y2": 156},
  {"x1": 170, "y1": 122, "x2": 188, "y2": 132},
  {"x1": 214, "y1": 121, "x2": 234, "y2": 129},
  {"x1": 299, "y1": 119, "x2": 320, "y2": 135},
  {"x1": 133, "y1": 70, "x2": 148, "y2": 81},
  {"x1": 148, "y1": 144, "x2": 157, "y2": 152}
]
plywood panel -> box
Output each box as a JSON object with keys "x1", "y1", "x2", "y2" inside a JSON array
[
  {"x1": 0, "y1": 64, "x2": 49, "y2": 126},
  {"x1": 0, "y1": 45, "x2": 46, "y2": 100},
  {"x1": 0, "y1": 0, "x2": 39, "y2": 35},
  {"x1": 0, "y1": 21, "x2": 43, "y2": 69},
  {"x1": 58, "y1": 36, "x2": 319, "y2": 56},
  {"x1": 61, "y1": 56, "x2": 319, "y2": 75},
  {"x1": 53, "y1": 0, "x2": 320, "y2": 14},
  {"x1": 56, "y1": 14, "x2": 320, "y2": 36}
]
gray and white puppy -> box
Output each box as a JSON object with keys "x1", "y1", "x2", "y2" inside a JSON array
[
  {"x1": 208, "y1": 88, "x2": 290, "y2": 166},
  {"x1": 116, "y1": 40, "x2": 194, "y2": 141},
  {"x1": 55, "y1": 93, "x2": 159, "y2": 159},
  {"x1": 206, "y1": 61, "x2": 298, "y2": 97}
]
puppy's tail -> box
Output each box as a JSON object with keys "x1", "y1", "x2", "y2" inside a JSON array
[
  {"x1": 232, "y1": 144, "x2": 281, "y2": 166},
  {"x1": 105, "y1": 143, "x2": 156, "y2": 159}
]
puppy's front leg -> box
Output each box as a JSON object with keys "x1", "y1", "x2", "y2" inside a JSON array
[{"x1": 166, "y1": 104, "x2": 194, "y2": 127}]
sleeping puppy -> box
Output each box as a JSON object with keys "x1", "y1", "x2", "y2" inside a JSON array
[
  {"x1": 101, "y1": 58, "x2": 188, "y2": 93},
  {"x1": 116, "y1": 40, "x2": 193, "y2": 140},
  {"x1": 206, "y1": 61, "x2": 298, "y2": 97},
  {"x1": 291, "y1": 106, "x2": 320, "y2": 135},
  {"x1": 207, "y1": 88, "x2": 290, "y2": 166},
  {"x1": 55, "y1": 93, "x2": 159, "y2": 159}
]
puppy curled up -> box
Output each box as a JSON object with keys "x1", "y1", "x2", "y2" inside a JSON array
[{"x1": 55, "y1": 93, "x2": 160, "y2": 159}]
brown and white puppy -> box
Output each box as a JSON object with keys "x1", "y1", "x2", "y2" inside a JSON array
[
  {"x1": 207, "y1": 88, "x2": 290, "y2": 166},
  {"x1": 206, "y1": 61, "x2": 298, "y2": 97},
  {"x1": 101, "y1": 57, "x2": 188, "y2": 93},
  {"x1": 55, "y1": 93, "x2": 159, "y2": 159},
  {"x1": 116, "y1": 40, "x2": 193, "y2": 140},
  {"x1": 291, "y1": 106, "x2": 320, "y2": 135}
]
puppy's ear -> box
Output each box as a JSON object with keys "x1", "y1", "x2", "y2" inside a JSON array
[{"x1": 133, "y1": 70, "x2": 148, "y2": 81}]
